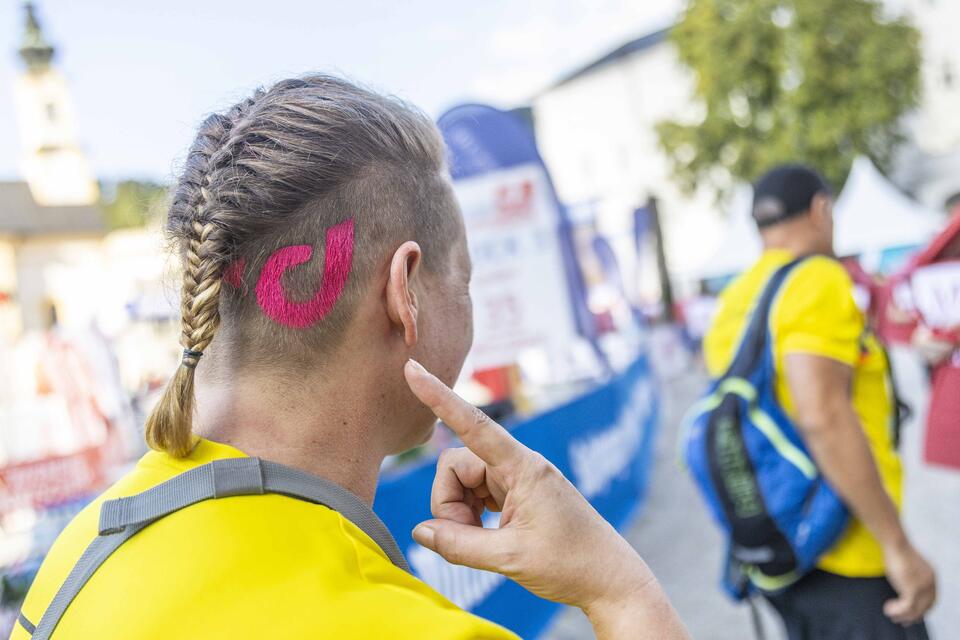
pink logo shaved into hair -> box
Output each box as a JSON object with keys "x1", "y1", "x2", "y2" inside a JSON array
[
  {"x1": 223, "y1": 258, "x2": 247, "y2": 288},
  {"x1": 254, "y1": 219, "x2": 355, "y2": 328}
]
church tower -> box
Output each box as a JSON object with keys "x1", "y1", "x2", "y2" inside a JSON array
[{"x1": 13, "y1": 2, "x2": 99, "y2": 206}]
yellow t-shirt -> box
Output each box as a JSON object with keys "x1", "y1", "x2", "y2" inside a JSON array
[
  {"x1": 703, "y1": 249, "x2": 902, "y2": 578},
  {"x1": 12, "y1": 439, "x2": 517, "y2": 639}
]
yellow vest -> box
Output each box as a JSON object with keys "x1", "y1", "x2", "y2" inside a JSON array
[
  {"x1": 703, "y1": 250, "x2": 902, "y2": 577},
  {"x1": 13, "y1": 439, "x2": 517, "y2": 639}
]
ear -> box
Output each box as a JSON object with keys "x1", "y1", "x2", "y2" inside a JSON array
[
  {"x1": 809, "y1": 193, "x2": 832, "y2": 225},
  {"x1": 386, "y1": 241, "x2": 422, "y2": 348}
]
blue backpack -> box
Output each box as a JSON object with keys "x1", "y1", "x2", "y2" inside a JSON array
[{"x1": 682, "y1": 258, "x2": 849, "y2": 599}]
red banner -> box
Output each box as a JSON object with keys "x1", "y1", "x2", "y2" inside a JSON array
[{"x1": 0, "y1": 446, "x2": 106, "y2": 513}]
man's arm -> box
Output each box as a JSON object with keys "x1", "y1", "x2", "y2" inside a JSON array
[{"x1": 784, "y1": 353, "x2": 936, "y2": 624}]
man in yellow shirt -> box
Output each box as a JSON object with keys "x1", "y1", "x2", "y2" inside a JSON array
[{"x1": 703, "y1": 165, "x2": 935, "y2": 639}]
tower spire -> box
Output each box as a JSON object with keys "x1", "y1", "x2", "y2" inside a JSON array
[
  {"x1": 13, "y1": 1, "x2": 98, "y2": 206},
  {"x1": 18, "y1": 2, "x2": 55, "y2": 73}
]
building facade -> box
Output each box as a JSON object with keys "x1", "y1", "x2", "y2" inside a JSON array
[
  {"x1": 896, "y1": 0, "x2": 960, "y2": 210},
  {"x1": 532, "y1": 28, "x2": 727, "y2": 297}
]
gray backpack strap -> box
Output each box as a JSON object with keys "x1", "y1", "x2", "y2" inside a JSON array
[
  {"x1": 17, "y1": 611, "x2": 36, "y2": 635},
  {"x1": 97, "y1": 457, "x2": 266, "y2": 535},
  {"x1": 96, "y1": 458, "x2": 408, "y2": 571},
  {"x1": 29, "y1": 457, "x2": 409, "y2": 639},
  {"x1": 31, "y1": 524, "x2": 146, "y2": 639}
]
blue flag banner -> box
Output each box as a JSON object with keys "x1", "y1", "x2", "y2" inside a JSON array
[
  {"x1": 633, "y1": 205, "x2": 651, "y2": 254},
  {"x1": 438, "y1": 104, "x2": 597, "y2": 362},
  {"x1": 591, "y1": 233, "x2": 627, "y2": 301},
  {"x1": 375, "y1": 354, "x2": 660, "y2": 638}
]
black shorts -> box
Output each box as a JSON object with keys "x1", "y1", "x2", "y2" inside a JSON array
[{"x1": 764, "y1": 570, "x2": 929, "y2": 640}]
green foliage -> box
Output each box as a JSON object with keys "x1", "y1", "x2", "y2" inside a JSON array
[
  {"x1": 657, "y1": 0, "x2": 921, "y2": 196},
  {"x1": 100, "y1": 180, "x2": 168, "y2": 230}
]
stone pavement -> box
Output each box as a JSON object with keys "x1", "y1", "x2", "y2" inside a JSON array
[{"x1": 546, "y1": 350, "x2": 960, "y2": 639}]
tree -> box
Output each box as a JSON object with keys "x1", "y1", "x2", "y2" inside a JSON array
[
  {"x1": 657, "y1": 0, "x2": 921, "y2": 195},
  {"x1": 100, "y1": 180, "x2": 168, "y2": 230}
]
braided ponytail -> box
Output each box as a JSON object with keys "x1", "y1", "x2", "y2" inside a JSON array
[
  {"x1": 145, "y1": 113, "x2": 245, "y2": 456},
  {"x1": 144, "y1": 221, "x2": 227, "y2": 455}
]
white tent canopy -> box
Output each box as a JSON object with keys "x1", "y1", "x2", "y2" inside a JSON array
[
  {"x1": 692, "y1": 185, "x2": 760, "y2": 280},
  {"x1": 834, "y1": 156, "x2": 943, "y2": 257}
]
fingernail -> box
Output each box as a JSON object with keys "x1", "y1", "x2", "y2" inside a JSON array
[
  {"x1": 407, "y1": 358, "x2": 426, "y2": 374},
  {"x1": 412, "y1": 523, "x2": 435, "y2": 548}
]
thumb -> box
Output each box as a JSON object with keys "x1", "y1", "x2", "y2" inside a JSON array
[
  {"x1": 883, "y1": 595, "x2": 913, "y2": 621},
  {"x1": 413, "y1": 519, "x2": 514, "y2": 573}
]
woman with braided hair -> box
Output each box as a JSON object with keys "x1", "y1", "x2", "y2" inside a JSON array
[{"x1": 12, "y1": 75, "x2": 686, "y2": 640}]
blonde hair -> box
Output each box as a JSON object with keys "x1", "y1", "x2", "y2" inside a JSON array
[{"x1": 145, "y1": 75, "x2": 458, "y2": 457}]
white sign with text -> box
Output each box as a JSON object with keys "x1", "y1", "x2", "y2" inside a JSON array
[
  {"x1": 454, "y1": 164, "x2": 579, "y2": 370},
  {"x1": 911, "y1": 261, "x2": 960, "y2": 329}
]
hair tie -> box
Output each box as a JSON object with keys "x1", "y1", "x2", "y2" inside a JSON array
[{"x1": 181, "y1": 348, "x2": 204, "y2": 368}]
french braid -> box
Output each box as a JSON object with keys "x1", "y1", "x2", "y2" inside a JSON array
[{"x1": 144, "y1": 103, "x2": 260, "y2": 456}]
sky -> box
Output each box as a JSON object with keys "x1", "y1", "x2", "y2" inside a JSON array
[{"x1": 0, "y1": 0, "x2": 680, "y2": 182}]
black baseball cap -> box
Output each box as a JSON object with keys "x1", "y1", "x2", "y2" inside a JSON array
[{"x1": 752, "y1": 164, "x2": 832, "y2": 228}]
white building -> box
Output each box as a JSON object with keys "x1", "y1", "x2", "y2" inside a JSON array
[
  {"x1": 895, "y1": 0, "x2": 960, "y2": 210},
  {"x1": 1, "y1": 4, "x2": 105, "y2": 338},
  {"x1": 13, "y1": 2, "x2": 99, "y2": 207},
  {"x1": 532, "y1": 28, "x2": 726, "y2": 295}
]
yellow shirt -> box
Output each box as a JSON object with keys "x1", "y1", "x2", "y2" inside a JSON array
[
  {"x1": 12, "y1": 439, "x2": 517, "y2": 639},
  {"x1": 703, "y1": 249, "x2": 902, "y2": 578}
]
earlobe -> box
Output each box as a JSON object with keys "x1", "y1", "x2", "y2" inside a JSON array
[
  {"x1": 386, "y1": 242, "x2": 422, "y2": 348},
  {"x1": 812, "y1": 193, "x2": 832, "y2": 224}
]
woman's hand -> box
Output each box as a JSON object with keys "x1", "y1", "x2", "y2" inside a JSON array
[{"x1": 404, "y1": 359, "x2": 689, "y2": 640}]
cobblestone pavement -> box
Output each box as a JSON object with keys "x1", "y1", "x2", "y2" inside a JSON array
[{"x1": 546, "y1": 349, "x2": 960, "y2": 639}]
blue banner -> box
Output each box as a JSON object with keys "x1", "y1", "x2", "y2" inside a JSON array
[
  {"x1": 592, "y1": 234, "x2": 627, "y2": 301},
  {"x1": 375, "y1": 354, "x2": 659, "y2": 638},
  {"x1": 633, "y1": 205, "x2": 651, "y2": 254},
  {"x1": 437, "y1": 104, "x2": 596, "y2": 345}
]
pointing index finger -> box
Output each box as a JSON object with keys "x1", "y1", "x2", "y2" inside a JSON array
[{"x1": 404, "y1": 359, "x2": 523, "y2": 467}]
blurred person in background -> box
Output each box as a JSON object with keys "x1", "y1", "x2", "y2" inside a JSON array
[
  {"x1": 913, "y1": 322, "x2": 960, "y2": 469},
  {"x1": 913, "y1": 321, "x2": 960, "y2": 470},
  {"x1": 702, "y1": 165, "x2": 935, "y2": 639},
  {"x1": 11, "y1": 75, "x2": 687, "y2": 640},
  {"x1": 906, "y1": 206, "x2": 960, "y2": 471}
]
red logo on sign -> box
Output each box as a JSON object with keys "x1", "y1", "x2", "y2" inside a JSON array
[{"x1": 495, "y1": 181, "x2": 534, "y2": 223}]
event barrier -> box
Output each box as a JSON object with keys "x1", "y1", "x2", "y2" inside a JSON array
[{"x1": 375, "y1": 353, "x2": 660, "y2": 638}]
